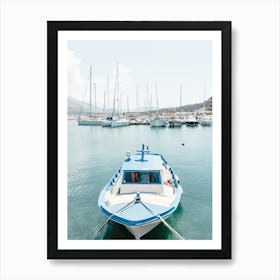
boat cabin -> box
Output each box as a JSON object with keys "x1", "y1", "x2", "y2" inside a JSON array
[
  {"x1": 110, "y1": 151, "x2": 174, "y2": 195},
  {"x1": 122, "y1": 171, "x2": 161, "y2": 184}
]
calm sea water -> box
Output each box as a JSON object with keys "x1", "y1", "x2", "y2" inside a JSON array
[{"x1": 68, "y1": 121, "x2": 212, "y2": 240}]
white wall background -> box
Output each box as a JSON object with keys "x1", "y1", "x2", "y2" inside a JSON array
[{"x1": 0, "y1": 1, "x2": 279, "y2": 280}]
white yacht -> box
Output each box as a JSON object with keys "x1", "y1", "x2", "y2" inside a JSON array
[
  {"x1": 200, "y1": 116, "x2": 212, "y2": 126},
  {"x1": 150, "y1": 117, "x2": 167, "y2": 127},
  {"x1": 185, "y1": 116, "x2": 199, "y2": 127}
]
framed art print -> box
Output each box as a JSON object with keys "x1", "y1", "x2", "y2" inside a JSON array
[{"x1": 47, "y1": 21, "x2": 231, "y2": 259}]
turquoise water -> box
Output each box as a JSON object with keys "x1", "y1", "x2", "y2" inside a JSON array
[{"x1": 68, "y1": 121, "x2": 212, "y2": 240}]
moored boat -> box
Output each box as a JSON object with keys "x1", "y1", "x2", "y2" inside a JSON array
[
  {"x1": 200, "y1": 116, "x2": 212, "y2": 126},
  {"x1": 101, "y1": 62, "x2": 129, "y2": 128},
  {"x1": 98, "y1": 145, "x2": 183, "y2": 239},
  {"x1": 185, "y1": 115, "x2": 199, "y2": 127},
  {"x1": 77, "y1": 65, "x2": 101, "y2": 126},
  {"x1": 169, "y1": 119, "x2": 182, "y2": 128},
  {"x1": 150, "y1": 117, "x2": 167, "y2": 127},
  {"x1": 168, "y1": 84, "x2": 183, "y2": 128},
  {"x1": 101, "y1": 117, "x2": 112, "y2": 127},
  {"x1": 78, "y1": 116, "x2": 103, "y2": 126},
  {"x1": 111, "y1": 117, "x2": 130, "y2": 128}
]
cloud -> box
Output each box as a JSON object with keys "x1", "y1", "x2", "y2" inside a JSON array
[
  {"x1": 68, "y1": 52, "x2": 136, "y2": 110},
  {"x1": 68, "y1": 49, "x2": 87, "y2": 100}
]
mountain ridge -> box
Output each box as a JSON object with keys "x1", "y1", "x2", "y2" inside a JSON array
[{"x1": 68, "y1": 96, "x2": 212, "y2": 115}]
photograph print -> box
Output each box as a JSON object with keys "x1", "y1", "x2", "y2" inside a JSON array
[{"x1": 48, "y1": 21, "x2": 231, "y2": 259}]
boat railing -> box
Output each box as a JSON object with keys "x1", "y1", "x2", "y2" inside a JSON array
[
  {"x1": 153, "y1": 153, "x2": 180, "y2": 188},
  {"x1": 168, "y1": 166, "x2": 179, "y2": 188},
  {"x1": 106, "y1": 168, "x2": 122, "y2": 190}
]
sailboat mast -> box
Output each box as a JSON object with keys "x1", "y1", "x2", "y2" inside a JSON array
[
  {"x1": 136, "y1": 84, "x2": 139, "y2": 113},
  {"x1": 120, "y1": 93, "x2": 122, "y2": 115},
  {"x1": 89, "y1": 65, "x2": 92, "y2": 116},
  {"x1": 203, "y1": 83, "x2": 206, "y2": 111},
  {"x1": 117, "y1": 63, "x2": 120, "y2": 115},
  {"x1": 146, "y1": 84, "x2": 149, "y2": 112},
  {"x1": 180, "y1": 84, "x2": 182, "y2": 117},
  {"x1": 144, "y1": 100, "x2": 146, "y2": 113},
  {"x1": 103, "y1": 90, "x2": 106, "y2": 113},
  {"x1": 107, "y1": 75, "x2": 110, "y2": 111},
  {"x1": 94, "y1": 83, "x2": 97, "y2": 114},
  {"x1": 112, "y1": 62, "x2": 118, "y2": 118},
  {"x1": 127, "y1": 95, "x2": 129, "y2": 113},
  {"x1": 155, "y1": 84, "x2": 158, "y2": 112}
]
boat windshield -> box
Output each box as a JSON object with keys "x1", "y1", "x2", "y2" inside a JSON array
[{"x1": 122, "y1": 171, "x2": 161, "y2": 184}]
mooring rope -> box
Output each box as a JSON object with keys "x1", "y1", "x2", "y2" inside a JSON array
[
  {"x1": 140, "y1": 201, "x2": 185, "y2": 240},
  {"x1": 90, "y1": 199, "x2": 136, "y2": 239}
]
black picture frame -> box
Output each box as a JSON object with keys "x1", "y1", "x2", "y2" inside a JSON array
[{"x1": 47, "y1": 21, "x2": 231, "y2": 259}]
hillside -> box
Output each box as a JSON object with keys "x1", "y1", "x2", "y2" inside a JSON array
[
  {"x1": 159, "y1": 97, "x2": 212, "y2": 113},
  {"x1": 68, "y1": 96, "x2": 212, "y2": 115},
  {"x1": 68, "y1": 96, "x2": 105, "y2": 115}
]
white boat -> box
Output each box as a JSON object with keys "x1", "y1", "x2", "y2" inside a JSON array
[
  {"x1": 77, "y1": 65, "x2": 101, "y2": 126},
  {"x1": 102, "y1": 62, "x2": 129, "y2": 128},
  {"x1": 78, "y1": 116, "x2": 104, "y2": 126},
  {"x1": 169, "y1": 119, "x2": 182, "y2": 127},
  {"x1": 78, "y1": 117, "x2": 100, "y2": 126},
  {"x1": 185, "y1": 116, "x2": 199, "y2": 127},
  {"x1": 150, "y1": 85, "x2": 167, "y2": 128},
  {"x1": 150, "y1": 117, "x2": 167, "y2": 127},
  {"x1": 200, "y1": 116, "x2": 212, "y2": 126},
  {"x1": 101, "y1": 116, "x2": 130, "y2": 128},
  {"x1": 199, "y1": 84, "x2": 212, "y2": 126},
  {"x1": 111, "y1": 117, "x2": 130, "y2": 127},
  {"x1": 98, "y1": 145, "x2": 183, "y2": 239},
  {"x1": 101, "y1": 119, "x2": 112, "y2": 127},
  {"x1": 168, "y1": 84, "x2": 183, "y2": 128}
]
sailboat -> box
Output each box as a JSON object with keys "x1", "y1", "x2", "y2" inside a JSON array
[
  {"x1": 150, "y1": 84, "x2": 167, "y2": 127},
  {"x1": 102, "y1": 62, "x2": 129, "y2": 128},
  {"x1": 77, "y1": 66, "x2": 101, "y2": 126},
  {"x1": 185, "y1": 115, "x2": 199, "y2": 127},
  {"x1": 200, "y1": 84, "x2": 212, "y2": 126},
  {"x1": 111, "y1": 117, "x2": 130, "y2": 127},
  {"x1": 200, "y1": 116, "x2": 212, "y2": 126},
  {"x1": 169, "y1": 84, "x2": 183, "y2": 128}
]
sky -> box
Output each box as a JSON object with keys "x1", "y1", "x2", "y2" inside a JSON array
[{"x1": 68, "y1": 40, "x2": 212, "y2": 111}]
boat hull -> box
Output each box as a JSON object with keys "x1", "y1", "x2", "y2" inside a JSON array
[
  {"x1": 77, "y1": 119, "x2": 102, "y2": 126},
  {"x1": 150, "y1": 118, "x2": 167, "y2": 127},
  {"x1": 124, "y1": 213, "x2": 172, "y2": 239},
  {"x1": 200, "y1": 120, "x2": 212, "y2": 126},
  {"x1": 125, "y1": 220, "x2": 161, "y2": 240},
  {"x1": 101, "y1": 121, "x2": 112, "y2": 127},
  {"x1": 186, "y1": 121, "x2": 198, "y2": 127},
  {"x1": 185, "y1": 116, "x2": 199, "y2": 127},
  {"x1": 111, "y1": 119, "x2": 130, "y2": 127},
  {"x1": 169, "y1": 120, "x2": 182, "y2": 128},
  {"x1": 111, "y1": 122, "x2": 129, "y2": 127},
  {"x1": 99, "y1": 193, "x2": 181, "y2": 239}
]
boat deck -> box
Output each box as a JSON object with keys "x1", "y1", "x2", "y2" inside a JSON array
[{"x1": 105, "y1": 187, "x2": 175, "y2": 207}]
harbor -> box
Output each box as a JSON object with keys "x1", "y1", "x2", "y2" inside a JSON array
[
  {"x1": 69, "y1": 110, "x2": 212, "y2": 127},
  {"x1": 69, "y1": 63, "x2": 212, "y2": 128},
  {"x1": 68, "y1": 65, "x2": 212, "y2": 239},
  {"x1": 67, "y1": 47, "x2": 213, "y2": 239},
  {"x1": 68, "y1": 122, "x2": 212, "y2": 240}
]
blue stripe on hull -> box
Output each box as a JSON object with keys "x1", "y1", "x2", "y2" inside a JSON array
[{"x1": 100, "y1": 205, "x2": 176, "y2": 227}]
